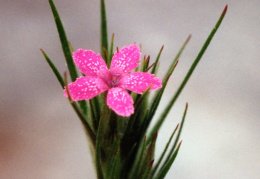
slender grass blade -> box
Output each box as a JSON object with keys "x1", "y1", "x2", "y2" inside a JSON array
[
  {"x1": 149, "y1": 5, "x2": 228, "y2": 137},
  {"x1": 100, "y1": 0, "x2": 109, "y2": 60},
  {"x1": 48, "y1": 0, "x2": 78, "y2": 81}
]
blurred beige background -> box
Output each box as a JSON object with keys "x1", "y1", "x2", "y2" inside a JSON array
[{"x1": 0, "y1": 0, "x2": 259, "y2": 178}]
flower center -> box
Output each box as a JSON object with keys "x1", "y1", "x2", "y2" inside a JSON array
[{"x1": 99, "y1": 70, "x2": 123, "y2": 88}]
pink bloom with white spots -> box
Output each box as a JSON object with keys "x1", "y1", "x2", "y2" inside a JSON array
[{"x1": 65, "y1": 44, "x2": 162, "y2": 117}]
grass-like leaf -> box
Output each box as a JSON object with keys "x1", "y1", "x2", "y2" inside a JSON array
[
  {"x1": 127, "y1": 137, "x2": 147, "y2": 179},
  {"x1": 107, "y1": 147, "x2": 121, "y2": 179},
  {"x1": 142, "y1": 55, "x2": 151, "y2": 72},
  {"x1": 120, "y1": 90, "x2": 150, "y2": 177},
  {"x1": 154, "y1": 141, "x2": 182, "y2": 179},
  {"x1": 49, "y1": 0, "x2": 78, "y2": 81},
  {"x1": 151, "y1": 45, "x2": 164, "y2": 74},
  {"x1": 149, "y1": 5, "x2": 228, "y2": 137},
  {"x1": 95, "y1": 106, "x2": 112, "y2": 179},
  {"x1": 146, "y1": 34, "x2": 191, "y2": 141},
  {"x1": 108, "y1": 33, "x2": 115, "y2": 66},
  {"x1": 151, "y1": 123, "x2": 179, "y2": 177},
  {"x1": 100, "y1": 0, "x2": 109, "y2": 60},
  {"x1": 41, "y1": 50, "x2": 91, "y2": 131},
  {"x1": 49, "y1": 0, "x2": 88, "y2": 118},
  {"x1": 90, "y1": 97, "x2": 102, "y2": 127},
  {"x1": 164, "y1": 104, "x2": 188, "y2": 162},
  {"x1": 40, "y1": 49, "x2": 65, "y2": 87},
  {"x1": 154, "y1": 103, "x2": 188, "y2": 178},
  {"x1": 63, "y1": 72, "x2": 96, "y2": 146},
  {"x1": 139, "y1": 133, "x2": 157, "y2": 179}
]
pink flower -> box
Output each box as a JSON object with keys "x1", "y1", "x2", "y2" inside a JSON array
[{"x1": 65, "y1": 44, "x2": 162, "y2": 117}]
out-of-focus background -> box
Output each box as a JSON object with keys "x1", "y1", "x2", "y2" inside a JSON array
[{"x1": 0, "y1": 0, "x2": 259, "y2": 178}]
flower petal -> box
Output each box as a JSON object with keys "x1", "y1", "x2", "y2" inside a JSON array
[
  {"x1": 106, "y1": 88, "x2": 134, "y2": 117},
  {"x1": 64, "y1": 76, "x2": 108, "y2": 101},
  {"x1": 73, "y1": 49, "x2": 108, "y2": 76},
  {"x1": 110, "y1": 44, "x2": 140, "y2": 73},
  {"x1": 120, "y1": 72, "x2": 162, "y2": 94}
]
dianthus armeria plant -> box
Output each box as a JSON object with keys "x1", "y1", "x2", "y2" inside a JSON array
[{"x1": 41, "y1": 0, "x2": 227, "y2": 178}]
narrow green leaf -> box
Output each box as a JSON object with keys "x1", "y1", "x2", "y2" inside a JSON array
[
  {"x1": 88, "y1": 100, "x2": 97, "y2": 132},
  {"x1": 165, "y1": 103, "x2": 188, "y2": 161},
  {"x1": 68, "y1": 41, "x2": 75, "y2": 52},
  {"x1": 107, "y1": 147, "x2": 121, "y2": 179},
  {"x1": 85, "y1": 101, "x2": 96, "y2": 131},
  {"x1": 93, "y1": 97, "x2": 102, "y2": 122},
  {"x1": 42, "y1": 49, "x2": 87, "y2": 121},
  {"x1": 149, "y1": 5, "x2": 228, "y2": 136},
  {"x1": 49, "y1": 0, "x2": 87, "y2": 115},
  {"x1": 139, "y1": 133, "x2": 157, "y2": 179},
  {"x1": 154, "y1": 104, "x2": 188, "y2": 178},
  {"x1": 152, "y1": 124, "x2": 179, "y2": 176},
  {"x1": 163, "y1": 36, "x2": 191, "y2": 83},
  {"x1": 95, "y1": 106, "x2": 111, "y2": 179},
  {"x1": 151, "y1": 45, "x2": 164, "y2": 74},
  {"x1": 40, "y1": 49, "x2": 65, "y2": 87},
  {"x1": 155, "y1": 141, "x2": 182, "y2": 179},
  {"x1": 121, "y1": 90, "x2": 150, "y2": 167},
  {"x1": 146, "y1": 35, "x2": 191, "y2": 141},
  {"x1": 108, "y1": 33, "x2": 115, "y2": 66},
  {"x1": 124, "y1": 89, "x2": 150, "y2": 137},
  {"x1": 150, "y1": 34, "x2": 191, "y2": 116},
  {"x1": 145, "y1": 62, "x2": 156, "y2": 72},
  {"x1": 128, "y1": 137, "x2": 146, "y2": 179},
  {"x1": 49, "y1": 0, "x2": 78, "y2": 81},
  {"x1": 100, "y1": 0, "x2": 109, "y2": 60},
  {"x1": 120, "y1": 91, "x2": 150, "y2": 177},
  {"x1": 41, "y1": 50, "x2": 91, "y2": 133},
  {"x1": 78, "y1": 101, "x2": 88, "y2": 116},
  {"x1": 63, "y1": 72, "x2": 96, "y2": 146},
  {"x1": 68, "y1": 40, "x2": 88, "y2": 115},
  {"x1": 141, "y1": 55, "x2": 150, "y2": 72}
]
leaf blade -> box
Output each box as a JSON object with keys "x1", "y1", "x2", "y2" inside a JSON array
[
  {"x1": 146, "y1": 34, "x2": 191, "y2": 141},
  {"x1": 49, "y1": 0, "x2": 78, "y2": 81},
  {"x1": 40, "y1": 49, "x2": 65, "y2": 87},
  {"x1": 149, "y1": 5, "x2": 228, "y2": 137},
  {"x1": 63, "y1": 73, "x2": 96, "y2": 146},
  {"x1": 151, "y1": 45, "x2": 164, "y2": 74},
  {"x1": 151, "y1": 123, "x2": 179, "y2": 177},
  {"x1": 108, "y1": 33, "x2": 115, "y2": 66},
  {"x1": 154, "y1": 141, "x2": 182, "y2": 179},
  {"x1": 100, "y1": 0, "x2": 109, "y2": 60},
  {"x1": 155, "y1": 103, "x2": 188, "y2": 178}
]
